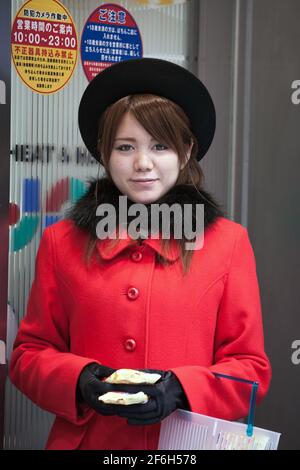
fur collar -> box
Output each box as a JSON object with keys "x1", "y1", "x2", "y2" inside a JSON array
[{"x1": 65, "y1": 175, "x2": 226, "y2": 241}]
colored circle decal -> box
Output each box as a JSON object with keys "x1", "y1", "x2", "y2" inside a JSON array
[
  {"x1": 81, "y1": 3, "x2": 143, "y2": 81},
  {"x1": 11, "y1": 0, "x2": 78, "y2": 94}
]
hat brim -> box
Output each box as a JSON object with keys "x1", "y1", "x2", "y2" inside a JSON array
[{"x1": 78, "y1": 58, "x2": 216, "y2": 162}]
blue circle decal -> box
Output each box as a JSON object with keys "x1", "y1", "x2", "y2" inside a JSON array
[{"x1": 81, "y1": 3, "x2": 143, "y2": 81}]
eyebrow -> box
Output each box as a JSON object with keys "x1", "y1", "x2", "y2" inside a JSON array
[{"x1": 114, "y1": 137, "x2": 156, "y2": 142}]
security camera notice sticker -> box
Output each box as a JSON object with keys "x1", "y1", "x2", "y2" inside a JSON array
[
  {"x1": 81, "y1": 3, "x2": 143, "y2": 81},
  {"x1": 11, "y1": 0, "x2": 78, "y2": 94}
]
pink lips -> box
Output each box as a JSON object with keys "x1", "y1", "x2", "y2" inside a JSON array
[{"x1": 131, "y1": 179, "x2": 158, "y2": 187}]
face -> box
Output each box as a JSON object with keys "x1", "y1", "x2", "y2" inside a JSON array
[{"x1": 108, "y1": 112, "x2": 192, "y2": 204}]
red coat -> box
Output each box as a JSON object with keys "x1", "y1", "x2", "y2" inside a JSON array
[{"x1": 9, "y1": 216, "x2": 271, "y2": 450}]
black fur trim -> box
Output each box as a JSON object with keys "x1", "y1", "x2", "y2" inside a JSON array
[{"x1": 65, "y1": 175, "x2": 226, "y2": 239}]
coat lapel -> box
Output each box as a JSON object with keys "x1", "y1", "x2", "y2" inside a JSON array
[{"x1": 97, "y1": 226, "x2": 181, "y2": 261}]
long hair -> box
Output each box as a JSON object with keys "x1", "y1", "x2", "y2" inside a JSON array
[{"x1": 84, "y1": 93, "x2": 218, "y2": 276}]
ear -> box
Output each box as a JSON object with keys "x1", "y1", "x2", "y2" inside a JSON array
[{"x1": 180, "y1": 140, "x2": 194, "y2": 170}]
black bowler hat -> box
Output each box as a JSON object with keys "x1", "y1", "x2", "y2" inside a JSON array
[{"x1": 78, "y1": 58, "x2": 216, "y2": 163}]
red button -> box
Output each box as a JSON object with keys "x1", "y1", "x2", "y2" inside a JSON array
[
  {"x1": 131, "y1": 251, "x2": 143, "y2": 262},
  {"x1": 127, "y1": 287, "x2": 139, "y2": 300},
  {"x1": 124, "y1": 339, "x2": 136, "y2": 352}
]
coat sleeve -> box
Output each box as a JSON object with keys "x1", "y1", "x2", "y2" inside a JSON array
[
  {"x1": 9, "y1": 226, "x2": 98, "y2": 425},
  {"x1": 170, "y1": 224, "x2": 272, "y2": 421}
]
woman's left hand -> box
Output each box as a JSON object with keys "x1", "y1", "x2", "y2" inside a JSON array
[{"x1": 116, "y1": 370, "x2": 190, "y2": 426}]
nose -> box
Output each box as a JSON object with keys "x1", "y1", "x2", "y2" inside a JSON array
[{"x1": 133, "y1": 150, "x2": 154, "y2": 172}]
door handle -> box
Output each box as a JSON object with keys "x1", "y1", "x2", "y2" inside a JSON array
[{"x1": 0, "y1": 340, "x2": 6, "y2": 365}]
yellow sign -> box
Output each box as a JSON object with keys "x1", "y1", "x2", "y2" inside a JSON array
[{"x1": 11, "y1": 0, "x2": 78, "y2": 94}]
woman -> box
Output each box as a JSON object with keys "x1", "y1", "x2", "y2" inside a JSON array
[{"x1": 9, "y1": 58, "x2": 271, "y2": 450}]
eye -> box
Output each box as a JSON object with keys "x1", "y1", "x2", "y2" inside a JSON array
[
  {"x1": 154, "y1": 144, "x2": 168, "y2": 151},
  {"x1": 116, "y1": 144, "x2": 132, "y2": 151}
]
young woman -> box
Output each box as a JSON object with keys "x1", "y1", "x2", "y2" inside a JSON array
[{"x1": 9, "y1": 58, "x2": 271, "y2": 450}]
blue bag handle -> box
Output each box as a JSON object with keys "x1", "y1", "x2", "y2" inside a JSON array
[{"x1": 213, "y1": 372, "x2": 259, "y2": 437}]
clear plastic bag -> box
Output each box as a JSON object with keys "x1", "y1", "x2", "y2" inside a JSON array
[
  {"x1": 158, "y1": 409, "x2": 281, "y2": 450},
  {"x1": 158, "y1": 372, "x2": 281, "y2": 450}
]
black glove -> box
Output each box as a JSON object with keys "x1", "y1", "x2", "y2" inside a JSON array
[
  {"x1": 76, "y1": 363, "x2": 166, "y2": 417},
  {"x1": 114, "y1": 369, "x2": 190, "y2": 426}
]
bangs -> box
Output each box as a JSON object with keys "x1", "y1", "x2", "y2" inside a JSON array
[{"x1": 128, "y1": 94, "x2": 189, "y2": 151}]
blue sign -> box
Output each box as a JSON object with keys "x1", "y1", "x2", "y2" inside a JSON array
[{"x1": 81, "y1": 3, "x2": 143, "y2": 81}]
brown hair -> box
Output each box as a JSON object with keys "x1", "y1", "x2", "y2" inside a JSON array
[{"x1": 85, "y1": 93, "x2": 210, "y2": 276}]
